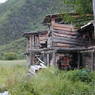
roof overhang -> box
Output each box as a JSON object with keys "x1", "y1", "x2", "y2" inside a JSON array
[
  {"x1": 43, "y1": 13, "x2": 93, "y2": 25},
  {"x1": 23, "y1": 30, "x2": 48, "y2": 38},
  {"x1": 77, "y1": 21, "x2": 94, "y2": 33}
]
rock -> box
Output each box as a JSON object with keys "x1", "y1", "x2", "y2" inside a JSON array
[
  {"x1": 0, "y1": 91, "x2": 9, "y2": 95},
  {"x1": 28, "y1": 63, "x2": 47, "y2": 75}
]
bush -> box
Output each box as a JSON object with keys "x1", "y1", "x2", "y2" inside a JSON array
[
  {"x1": 3, "y1": 52, "x2": 18, "y2": 60},
  {"x1": 8, "y1": 68, "x2": 95, "y2": 95},
  {"x1": 65, "y1": 70, "x2": 93, "y2": 83}
]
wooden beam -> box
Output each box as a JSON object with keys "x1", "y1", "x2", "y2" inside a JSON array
[
  {"x1": 77, "y1": 53, "x2": 80, "y2": 69},
  {"x1": 47, "y1": 54, "x2": 50, "y2": 66},
  {"x1": 52, "y1": 37, "x2": 84, "y2": 46},
  {"x1": 52, "y1": 32, "x2": 77, "y2": 39},
  {"x1": 29, "y1": 36, "x2": 32, "y2": 49},
  {"x1": 53, "y1": 30, "x2": 78, "y2": 36},
  {"x1": 52, "y1": 36, "x2": 84, "y2": 43},
  {"x1": 93, "y1": 52, "x2": 95, "y2": 70},
  {"x1": 93, "y1": 0, "x2": 95, "y2": 36},
  {"x1": 91, "y1": 52, "x2": 94, "y2": 71}
]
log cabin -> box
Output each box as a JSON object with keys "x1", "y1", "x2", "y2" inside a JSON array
[{"x1": 24, "y1": 14, "x2": 95, "y2": 71}]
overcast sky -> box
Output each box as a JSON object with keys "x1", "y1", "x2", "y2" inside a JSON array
[{"x1": 0, "y1": 0, "x2": 8, "y2": 3}]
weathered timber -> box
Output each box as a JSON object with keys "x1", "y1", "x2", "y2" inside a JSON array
[
  {"x1": 52, "y1": 43, "x2": 77, "y2": 48},
  {"x1": 53, "y1": 26, "x2": 74, "y2": 32},
  {"x1": 52, "y1": 37, "x2": 85, "y2": 46},
  {"x1": 52, "y1": 32, "x2": 77, "y2": 39},
  {"x1": 93, "y1": 0, "x2": 95, "y2": 36},
  {"x1": 52, "y1": 36, "x2": 77, "y2": 42},
  {"x1": 77, "y1": 53, "x2": 80, "y2": 69},
  {"x1": 53, "y1": 30, "x2": 78, "y2": 36},
  {"x1": 24, "y1": 13, "x2": 95, "y2": 70},
  {"x1": 52, "y1": 23, "x2": 75, "y2": 29},
  {"x1": 91, "y1": 52, "x2": 94, "y2": 71}
]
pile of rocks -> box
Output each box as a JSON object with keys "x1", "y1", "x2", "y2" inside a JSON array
[
  {"x1": 28, "y1": 63, "x2": 47, "y2": 76},
  {"x1": 0, "y1": 91, "x2": 9, "y2": 95}
]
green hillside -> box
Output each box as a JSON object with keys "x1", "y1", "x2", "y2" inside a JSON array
[
  {"x1": 0, "y1": 0, "x2": 93, "y2": 59},
  {"x1": 0, "y1": 38, "x2": 26, "y2": 59},
  {"x1": 0, "y1": 0, "x2": 73, "y2": 45},
  {"x1": 0, "y1": 0, "x2": 74, "y2": 59}
]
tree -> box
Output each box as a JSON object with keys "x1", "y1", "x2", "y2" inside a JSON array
[{"x1": 64, "y1": 0, "x2": 93, "y2": 14}]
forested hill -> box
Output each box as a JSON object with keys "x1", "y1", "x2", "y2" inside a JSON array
[{"x1": 0, "y1": 0, "x2": 73, "y2": 45}]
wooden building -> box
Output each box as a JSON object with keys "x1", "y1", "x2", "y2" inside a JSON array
[{"x1": 24, "y1": 14, "x2": 95, "y2": 71}]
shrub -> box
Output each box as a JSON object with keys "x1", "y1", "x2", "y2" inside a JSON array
[
  {"x1": 3, "y1": 52, "x2": 18, "y2": 60},
  {"x1": 65, "y1": 70, "x2": 93, "y2": 83},
  {"x1": 8, "y1": 68, "x2": 95, "y2": 95}
]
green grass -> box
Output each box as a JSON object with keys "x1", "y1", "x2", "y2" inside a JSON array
[
  {"x1": 8, "y1": 68, "x2": 95, "y2": 95},
  {"x1": 0, "y1": 60, "x2": 27, "y2": 90},
  {"x1": 0, "y1": 61, "x2": 95, "y2": 95}
]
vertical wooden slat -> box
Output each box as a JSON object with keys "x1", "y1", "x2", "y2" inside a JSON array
[
  {"x1": 47, "y1": 54, "x2": 50, "y2": 66},
  {"x1": 91, "y1": 51, "x2": 94, "y2": 71},
  {"x1": 52, "y1": 52, "x2": 56, "y2": 67},
  {"x1": 27, "y1": 53, "x2": 32, "y2": 67},
  {"x1": 36, "y1": 35, "x2": 40, "y2": 48},
  {"x1": 26, "y1": 38, "x2": 29, "y2": 52},
  {"x1": 93, "y1": 0, "x2": 95, "y2": 36},
  {"x1": 50, "y1": 52, "x2": 56, "y2": 66},
  {"x1": 93, "y1": 51, "x2": 95, "y2": 70},
  {"x1": 29, "y1": 36, "x2": 32, "y2": 49},
  {"x1": 77, "y1": 53, "x2": 80, "y2": 69}
]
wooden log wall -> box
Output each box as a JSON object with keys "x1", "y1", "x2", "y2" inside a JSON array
[
  {"x1": 51, "y1": 18, "x2": 76, "y2": 31},
  {"x1": 51, "y1": 29, "x2": 85, "y2": 48}
]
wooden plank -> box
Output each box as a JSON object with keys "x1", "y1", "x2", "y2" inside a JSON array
[
  {"x1": 53, "y1": 30, "x2": 78, "y2": 36},
  {"x1": 47, "y1": 54, "x2": 50, "y2": 66},
  {"x1": 52, "y1": 37, "x2": 84, "y2": 46},
  {"x1": 40, "y1": 41, "x2": 47, "y2": 44},
  {"x1": 35, "y1": 35, "x2": 40, "y2": 48},
  {"x1": 52, "y1": 40, "x2": 84, "y2": 46},
  {"x1": 52, "y1": 23, "x2": 75, "y2": 29},
  {"x1": 91, "y1": 52, "x2": 94, "y2": 71},
  {"x1": 77, "y1": 53, "x2": 80, "y2": 69},
  {"x1": 52, "y1": 36, "x2": 77, "y2": 42},
  {"x1": 29, "y1": 36, "x2": 32, "y2": 49},
  {"x1": 51, "y1": 52, "x2": 56, "y2": 66},
  {"x1": 39, "y1": 34, "x2": 48, "y2": 42},
  {"x1": 93, "y1": 0, "x2": 95, "y2": 36},
  {"x1": 53, "y1": 26, "x2": 74, "y2": 32},
  {"x1": 52, "y1": 42, "x2": 75, "y2": 47},
  {"x1": 52, "y1": 32, "x2": 77, "y2": 38},
  {"x1": 39, "y1": 37, "x2": 47, "y2": 41},
  {"x1": 52, "y1": 33, "x2": 77, "y2": 40},
  {"x1": 52, "y1": 35, "x2": 86, "y2": 43},
  {"x1": 39, "y1": 33, "x2": 48, "y2": 37},
  {"x1": 47, "y1": 37, "x2": 52, "y2": 48}
]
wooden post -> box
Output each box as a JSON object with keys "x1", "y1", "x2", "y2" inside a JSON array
[
  {"x1": 29, "y1": 35, "x2": 35, "y2": 49},
  {"x1": 91, "y1": 51, "x2": 94, "y2": 71},
  {"x1": 26, "y1": 38, "x2": 28, "y2": 51},
  {"x1": 50, "y1": 52, "x2": 56, "y2": 66},
  {"x1": 27, "y1": 53, "x2": 32, "y2": 68},
  {"x1": 53, "y1": 51, "x2": 56, "y2": 66},
  {"x1": 93, "y1": 0, "x2": 95, "y2": 37},
  {"x1": 93, "y1": 51, "x2": 95, "y2": 71},
  {"x1": 29, "y1": 36, "x2": 32, "y2": 49},
  {"x1": 77, "y1": 53, "x2": 80, "y2": 69},
  {"x1": 36, "y1": 35, "x2": 40, "y2": 48},
  {"x1": 47, "y1": 54, "x2": 50, "y2": 66}
]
